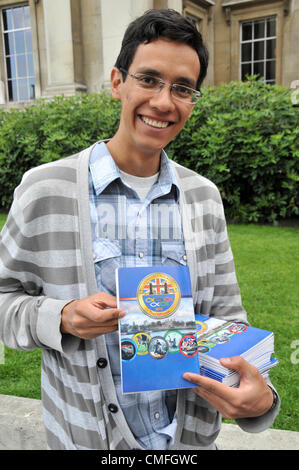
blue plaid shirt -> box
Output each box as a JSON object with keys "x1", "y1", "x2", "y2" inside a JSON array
[{"x1": 89, "y1": 142, "x2": 187, "y2": 450}]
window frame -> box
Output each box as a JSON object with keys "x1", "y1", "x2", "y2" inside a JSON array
[
  {"x1": 240, "y1": 16, "x2": 277, "y2": 84},
  {"x1": 228, "y1": 2, "x2": 283, "y2": 85},
  {"x1": 0, "y1": 0, "x2": 40, "y2": 105}
]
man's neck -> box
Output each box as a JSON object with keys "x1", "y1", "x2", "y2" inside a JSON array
[{"x1": 107, "y1": 135, "x2": 161, "y2": 177}]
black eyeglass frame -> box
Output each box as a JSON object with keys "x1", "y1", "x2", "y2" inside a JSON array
[{"x1": 119, "y1": 68, "x2": 202, "y2": 104}]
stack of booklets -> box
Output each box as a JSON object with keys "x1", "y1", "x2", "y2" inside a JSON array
[
  {"x1": 116, "y1": 264, "x2": 278, "y2": 393},
  {"x1": 116, "y1": 265, "x2": 200, "y2": 393},
  {"x1": 195, "y1": 314, "x2": 279, "y2": 387}
]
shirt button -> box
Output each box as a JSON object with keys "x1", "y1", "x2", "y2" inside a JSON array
[
  {"x1": 183, "y1": 254, "x2": 187, "y2": 261},
  {"x1": 96, "y1": 357, "x2": 108, "y2": 368},
  {"x1": 138, "y1": 252, "x2": 144, "y2": 258},
  {"x1": 108, "y1": 403, "x2": 118, "y2": 413},
  {"x1": 154, "y1": 412, "x2": 160, "y2": 420}
]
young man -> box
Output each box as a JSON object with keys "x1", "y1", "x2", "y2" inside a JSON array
[{"x1": 0, "y1": 9, "x2": 279, "y2": 450}]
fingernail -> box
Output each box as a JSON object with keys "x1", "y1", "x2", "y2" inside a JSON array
[{"x1": 183, "y1": 373, "x2": 193, "y2": 381}]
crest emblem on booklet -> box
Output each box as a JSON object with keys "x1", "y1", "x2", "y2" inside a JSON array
[{"x1": 136, "y1": 272, "x2": 181, "y2": 319}]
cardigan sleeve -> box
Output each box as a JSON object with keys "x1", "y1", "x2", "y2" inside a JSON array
[{"x1": 0, "y1": 179, "x2": 81, "y2": 354}]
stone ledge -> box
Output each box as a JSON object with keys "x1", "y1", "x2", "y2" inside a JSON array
[
  {"x1": 0, "y1": 394, "x2": 46, "y2": 450},
  {"x1": 0, "y1": 394, "x2": 298, "y2": 450}
]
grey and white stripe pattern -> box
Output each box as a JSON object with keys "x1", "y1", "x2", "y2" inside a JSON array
[{"x1": 0, "y1": 143, "x2": 278, "y2": 449}]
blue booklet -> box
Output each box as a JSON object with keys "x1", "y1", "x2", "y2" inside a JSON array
[
  {"x1": 116, "y1": 265, "x2": 200, "y2": 394},
  {"x1": 195, "y1": 314, "x2": 278, "y2": 386}
]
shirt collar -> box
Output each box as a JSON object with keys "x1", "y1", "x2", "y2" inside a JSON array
[{"x1": 89, "y1": 141, "x2": 180, "y2": 200}]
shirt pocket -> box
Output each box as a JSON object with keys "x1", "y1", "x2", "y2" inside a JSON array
[
  {"x1": 93, "y1": 238, "x2": 121, "y2": 295},
  {"x1": 161, "y1": 241, "x2": 187, "y2": 266}
]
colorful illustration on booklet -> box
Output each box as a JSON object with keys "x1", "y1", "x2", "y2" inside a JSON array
[
  {"x1": 132, "y1": 332, "x2": 151, "y2": 355},
  {"x1": 196, "y1": 317, "x2": 249, "y2": 354},
  {"x1": 179, "y1": 334, "x2": 198, "y2": 357},
  {"x1": 120, "y1": 269, "x2": 197, "y2": 362},
  {"x1": 117, "y1": 265, "x2": 200, "y2": 393},
  {"x1": 121, "y1": 339, "x2": 137, "y2": 361},
  {"x1": 148, "y1": 336, "x2": 169, "y2": 360}
]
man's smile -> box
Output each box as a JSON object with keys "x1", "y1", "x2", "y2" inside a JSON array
[{"x1": 139, "y1": 114, "x2": 174, "y2": 129}]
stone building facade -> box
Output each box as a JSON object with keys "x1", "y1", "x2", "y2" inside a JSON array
[{"x1": 0, "y1": 0, "x2": 298, "y2": 107}]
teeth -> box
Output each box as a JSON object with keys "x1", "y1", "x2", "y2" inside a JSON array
[{"x1": 141, "y1": 116, "x2": 169, "y2": 128}]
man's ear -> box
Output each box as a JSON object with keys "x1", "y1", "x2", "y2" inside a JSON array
[{"x1": 110, "y1": 67, "x2": 122, "y2": 100}]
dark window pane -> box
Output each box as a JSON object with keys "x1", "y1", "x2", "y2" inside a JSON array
[
  {"x1": 19, "y1": 79, "x2": 28, "y2": 100},
  {"x1": 253, "y1": 61, "x2": 264, "y2": 78},
  {"x1": 4, "y1": 32, "x2": 15, "y2": 55},
  {"x1": 241, "y1": 63, "x2": 252, "y2": 81},
  {"x1": 13, "y1": 7, "x2": 25, "y2": 29},
  {"x1": 242, "y1": 22, "x2": 252, "y2": 41},
  {"x1": 254, "y1": 40, "x2": 265, "y2": 60},
  {"x1": 29, "y1": 77, "x2": 35, "y2": 99},
  {"x1": 241, "y1": 42, "x2": 252, "y2": 62},
  {"x1": 267, "y1": 18, "x2": 276, "y2": 37},
  {"x1": 8, "y1": 79, "x2": 18, "y2": 101},
  {"x1": 2, "y1": 9, "x2": 13, "y2": 31},
  {"x1": 266, "y1": 60, "x2": 276, "y2": 80},
  {"x1": 254, "y1": 20, "x2": 265, "y2": 39},
  {"x1": 266, "y1": 39, "x2": 276, "y2": 59},
  {"x1": 2, "y1": 6, "x2": 34, "y2": 102},
  {"x1": 14, "y1": 30, "x2": 26, "y2": 54},
  {"x1": 17, "y1": 55, "x2": 27, "y2": 78},
  {"x1": 6, "y1": 56, "x2": 16, "y2": 79}
]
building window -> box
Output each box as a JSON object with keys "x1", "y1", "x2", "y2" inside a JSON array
[
  {"x1": 1, "y1": 4, "x2": 35, "y2": 101},
  {"x1": 240, "y1": 17, "x2": 276, "y2": 84}
]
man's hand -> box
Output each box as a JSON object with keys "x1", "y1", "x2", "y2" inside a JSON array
[
  {"x1": 183, "y1": 356, "x2": 274, "y2": 419},
  {"x1": 61, "y1": 292, "x2": 126, "y2": 339}
]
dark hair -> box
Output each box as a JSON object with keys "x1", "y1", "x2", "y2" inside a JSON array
[{"x1": 114, "y1": 9, "x2": 209, "y2": 89}]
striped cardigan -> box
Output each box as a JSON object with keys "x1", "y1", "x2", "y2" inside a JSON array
[{"x1": 0, "y1": 144, "x2": 278, "y2": 450}]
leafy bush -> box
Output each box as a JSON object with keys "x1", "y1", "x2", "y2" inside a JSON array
[
  {"x1": 167, "y1": 77, "x2": 299, "y2": 223},
  {"x1": 0, "y1": 93, "x2": 121, "y2": 208},
  {"x1": 0, "y1": 78, "x2": 298, "y2": 223}
]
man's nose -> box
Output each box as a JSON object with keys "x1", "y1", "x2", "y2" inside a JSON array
[{"x1": 149, "y1": 85, "x2": 176, "y2": 112}]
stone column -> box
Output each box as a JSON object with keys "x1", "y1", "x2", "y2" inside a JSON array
[
  {"x1": 282, "y1": 0, "x2": 299, "y2": 87},
  {"x1": 166, "y1": 0, "x2": 182, "y2": 13},
  {"x1": 42, "y1": 0, "x2": 86, "y2": 96},
  {"x1": 154, "y1": 0, "x2": 182, "y2": 11},
  {"x1": 100, "y1": 0, "x2": 153, "y2": 89}
]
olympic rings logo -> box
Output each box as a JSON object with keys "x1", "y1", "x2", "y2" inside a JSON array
[{"x1": 145, "y1": 297, "x2": 173, "y2": 308}]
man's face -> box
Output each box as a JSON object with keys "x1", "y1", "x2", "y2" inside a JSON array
[{"x1": 112, "y1": 38, "x2": 200, "y2": 157}]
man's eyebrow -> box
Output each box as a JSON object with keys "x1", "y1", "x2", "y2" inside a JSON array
[
  {"x1": 134, "y1": 68, "x2": 196, "y2": 88},
  {"x1": 134, "y1": 67, "x2": 162, "y2": 77},
  {"x1": 174, "y1": 76, "x2": 196, "y2": 88}
]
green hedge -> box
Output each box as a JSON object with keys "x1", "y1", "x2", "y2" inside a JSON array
[
  {"x1": 166, "y1": 77, "x2": 299, "y2": 223},
  {"x1": 0, "y1": 78, "x2": 298, "y2": 223},
  {"x1": 0, "y1": 93, "x2": 121, "y2": 209}
]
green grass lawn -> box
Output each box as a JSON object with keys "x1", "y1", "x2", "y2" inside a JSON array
[
  {"x1": 0, "y1": 215, "x2": 298, "y2": 431},
  {"x1": 227, "y1": 224, "x2": 299, "y2": 432}
]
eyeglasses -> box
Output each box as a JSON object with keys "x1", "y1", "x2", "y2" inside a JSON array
[{"x1": 120, "y1": 68, "x2": 201, "y2": 104}]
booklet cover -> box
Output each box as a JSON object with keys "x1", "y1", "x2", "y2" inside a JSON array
[
  {"x1": 116, "y1": 265, "x2": 200, "y2": 394},
  {"x1": 195, "y1": 314, "x2": 278, "y2": 386}
]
